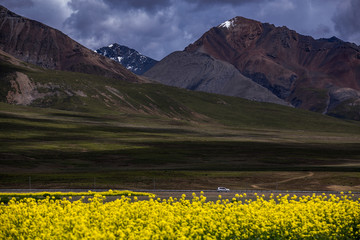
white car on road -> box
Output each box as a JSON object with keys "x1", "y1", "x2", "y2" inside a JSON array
[{"x1": 217, "y1": 187, "x2": 230, "y2": 192}]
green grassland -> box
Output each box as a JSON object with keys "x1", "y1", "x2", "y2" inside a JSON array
[{"x1": 1, "y1": 59, "x2": 360, "y2": 191}]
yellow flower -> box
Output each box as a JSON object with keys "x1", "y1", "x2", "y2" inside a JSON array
[{"x1": 1, "y1": 192, "x2": 359, "y2": 239}]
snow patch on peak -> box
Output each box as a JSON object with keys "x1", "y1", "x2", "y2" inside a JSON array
[
  {"x1": 108, "y1": 44, "x2": 114, "y2": 48},
  {"x1": 219, "y1": 19, "x2": 235, "y2": 29}
]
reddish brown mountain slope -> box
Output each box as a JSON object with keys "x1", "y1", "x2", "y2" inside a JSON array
[
  {"x1": 185, "y1": 17, "x2": 360, "y2": 116},
  {"x1": 0, "y1": 5, "x2": 139, "y2": 82}
]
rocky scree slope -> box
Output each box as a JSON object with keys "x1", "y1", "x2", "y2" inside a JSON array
[{"x1": 144, "y1": 51, "x2": 288, "y2": 105}]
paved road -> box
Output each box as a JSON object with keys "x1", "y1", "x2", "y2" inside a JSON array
[
  {"x1": 1, "y1": 188, "x2": 358, "y2": 196},
  {"x1": 1, "y1": 188, "x2": 358, "y2": 194},
  {"x1": 1, "y1": 188, "x2": 358, "y2": 202}
]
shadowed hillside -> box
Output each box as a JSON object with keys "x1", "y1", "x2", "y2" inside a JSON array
[{"x1": 0, "y1": 5, "x2": 140, "y2": 82}]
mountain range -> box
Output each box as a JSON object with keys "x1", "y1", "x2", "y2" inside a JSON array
[
  {"x1": 145, "y1": 16, "x2": 360, "y2": 120},
  {"x1": 95, "y1": 43, "x2": 158, "y2": 75},
  {"x1": 1, "y1": 5, "x2": 360, "y2": 120}
]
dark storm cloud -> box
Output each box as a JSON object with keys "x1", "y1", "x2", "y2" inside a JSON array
[
  {"x1": 0, "y1": 0, "x2": 34, "y2": 8},
  {"x1": 1, "y1": 0, "x2": 359, "y2": 60},
  {"x1": 63, "y1": 0, "x2": 179, "y2": 59},
  {"x1": 104, "y1": 0, "x2": 171, "y2": 11},
  {"x1": 0, "y1": 0, "x2": 72, "y2": 31},
  {"x1": 184, "y1": 0, "x2": 265, "y2": 6},
  {"x1": 332, "y1": 0, "x2": 360, "y2": 44},
  {"x1": 62, "y1": 0, "x2": 267, "y2": 60}
]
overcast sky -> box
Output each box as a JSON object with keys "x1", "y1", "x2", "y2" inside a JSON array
[{"x1": 1, "y1": 0, "x2": 359, "y2": 60}]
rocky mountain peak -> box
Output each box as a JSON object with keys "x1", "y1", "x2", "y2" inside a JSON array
[
  {"x1": 185, "y1": 16, "x2": 264, "y2": 59},
  {"x1": 218, "y1": 16, "x2": 261, "y2": 29},
  {"x1": 96, "y1": 44, "x2": 158, "y2": 75},
  {"x1": 182, "y1": 16, "x2": 360, "y2": 119}
]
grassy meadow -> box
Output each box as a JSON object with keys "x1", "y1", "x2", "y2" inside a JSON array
[{"x1": 1, "y1": 59, "x2": 360, "y2": 191}]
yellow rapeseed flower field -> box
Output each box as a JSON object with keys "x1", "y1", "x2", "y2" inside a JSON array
[{"x1": 0, "y1": 192, "x2": 359, "y2": 239}]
